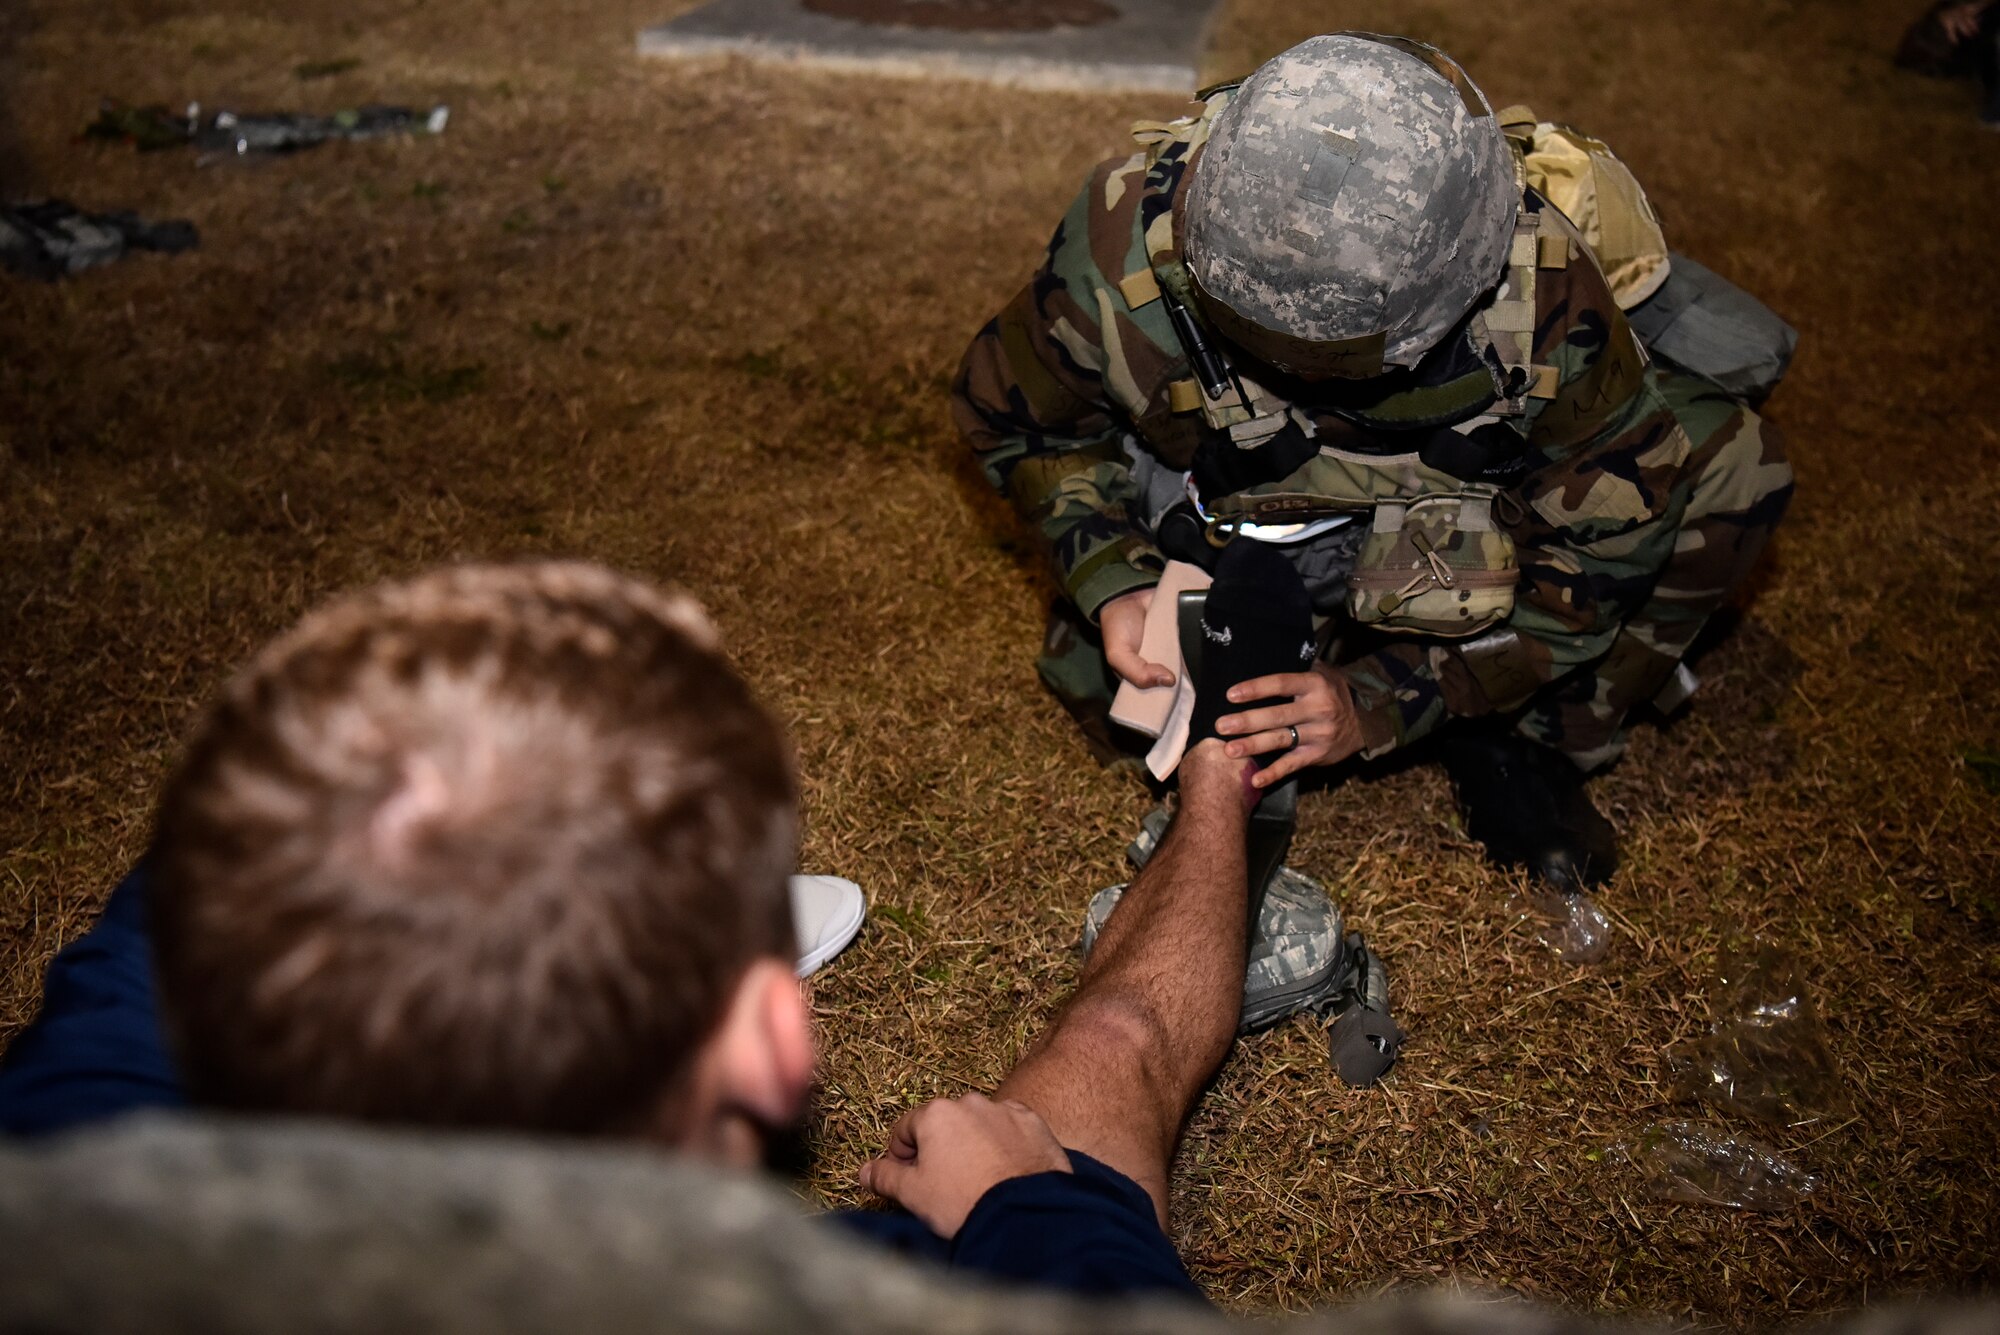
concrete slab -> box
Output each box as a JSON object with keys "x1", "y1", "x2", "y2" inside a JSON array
[{"x1": 638, "y1": 0, "x2": 1221, "y2": 94}]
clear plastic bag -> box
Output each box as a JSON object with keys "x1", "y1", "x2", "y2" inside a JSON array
[
  {"x1": 1617, "y1": 1120, "x2": 1819, "y2": 1211},
  {"x1": 1504, "y1": 885, "x2": 1611, "y2": 964},
  {"x1": 1668, "y1": 943, "x2": 1842, "y2": 1127}
]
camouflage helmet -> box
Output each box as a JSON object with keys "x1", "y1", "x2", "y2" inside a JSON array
[{"x1": 1185, "y1": 33, "x2": 1517, "y2": 377}]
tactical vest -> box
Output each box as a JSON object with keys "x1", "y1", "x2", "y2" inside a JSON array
[{"x1": 1116, "y1": 92, "x2": 1663, "y2": 638}]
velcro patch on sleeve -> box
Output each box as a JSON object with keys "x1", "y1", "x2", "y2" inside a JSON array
[{"x1": 1118, "y1": 268, "x2": 1162, "y2": 309}]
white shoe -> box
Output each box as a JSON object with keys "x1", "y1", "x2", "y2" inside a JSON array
[{"x1": 789, "y1": 874, "x2": 865, "y2": 978}]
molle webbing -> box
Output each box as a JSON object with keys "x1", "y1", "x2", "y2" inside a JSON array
[
  {"x1": 1199, "y1": 448, "x2": 1475, "y2": 524},
  {"x1": 1496, "y1": 105, "x2": 1671, "y2": 311},
  {"x1": 1468, "y1": 205, "x2": 1562, "y2": 417}
]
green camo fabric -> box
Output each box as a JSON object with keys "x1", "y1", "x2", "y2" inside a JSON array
[{"x1": 952, "y1": 101, "x2": 1793, "y2": 764}]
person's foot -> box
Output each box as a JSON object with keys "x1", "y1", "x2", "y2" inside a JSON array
[
  {"x1": 1179, "y1": 736, "x2": 1261, "y2": 813},
  {"x1": 790, "y1": 874, "x2": 866, "y2": 978},
  {"x1": 1439, "y1": 729, "x2": 1619, "y2": 891},
  {"x1": 1186, "y1": 542, "x2": 1316, "y2": 758}
]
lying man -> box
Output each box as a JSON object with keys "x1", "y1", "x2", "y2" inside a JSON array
[
  {"x1": 0, "y1": 560, "x2": 1292, "y2": 1297},
  {"x1": 956, "y1": 33, "x2": 1794, "y2": 891}
]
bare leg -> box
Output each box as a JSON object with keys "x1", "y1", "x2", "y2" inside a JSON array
[{"x1": 996, "y1": 740, "x2": 1255, "y2": 1224}]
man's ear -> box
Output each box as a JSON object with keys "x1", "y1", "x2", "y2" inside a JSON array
[{"x1": 709, "y1": 958, "x2": 816, "y2": 1132}]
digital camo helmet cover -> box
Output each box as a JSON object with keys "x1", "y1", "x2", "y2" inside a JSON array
[{"x1": 1185, "y1": 33, "x2": 1517, "y2": 377}]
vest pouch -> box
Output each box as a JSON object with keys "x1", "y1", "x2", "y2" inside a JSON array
[{"x1": 1345, "y1": 488, "x2": 1518, "y2": 637}]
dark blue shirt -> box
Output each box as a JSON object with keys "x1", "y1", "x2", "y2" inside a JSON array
[
  {"x1": 0, "y1": 872, "x2": 185, "y2": 1135},
  {"x1": 832, "y1": 1150, "x2": 1197, "y2": 1297}
]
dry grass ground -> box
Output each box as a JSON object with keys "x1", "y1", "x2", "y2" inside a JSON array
[{"x1": 2, "y1": 0, "x2": 1997, "y2": 1322}]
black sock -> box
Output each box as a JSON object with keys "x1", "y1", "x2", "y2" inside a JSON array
[{"x1": 1187, "y1": 541, "x2": 1316, "y2": 759}]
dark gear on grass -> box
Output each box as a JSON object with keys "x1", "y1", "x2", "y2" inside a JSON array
[
  {"x1": 83, "y1": 100, "x2": 450, "y2": 160},
  {"x1": 953, "y1": 31, "x2": 1795, "y2": 782},
  {"x1": 0, "y1": 200, "x2": 196, "y2": 281}
]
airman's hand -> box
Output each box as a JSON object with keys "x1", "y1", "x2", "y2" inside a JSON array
[
  {"x1": 1940, "y1": 1, "x2": 1986, "y2": 41},
  {"x1": 1216, "y1": 662, "x2": 1366, "y2": 788},
  {"x1": 1099, "y1": 587, "x2": 1174, "y2": 689}
]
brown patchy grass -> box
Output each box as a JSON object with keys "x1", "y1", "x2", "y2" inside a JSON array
[{"x1": 3, "y1": 0, "x2": 1998, "y2": 1323}]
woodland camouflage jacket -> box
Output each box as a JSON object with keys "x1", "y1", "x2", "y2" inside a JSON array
[{"x1": 952, "y1": 127, "x2": 1702, "y2": 757}]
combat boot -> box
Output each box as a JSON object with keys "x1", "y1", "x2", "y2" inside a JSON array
[
  {"x1": 1080, "y1": 865, "x2": 1402, "y2": 1086},
  {"x1": 1439, "y1": 727, "x2": 1618, "y2": 890}
]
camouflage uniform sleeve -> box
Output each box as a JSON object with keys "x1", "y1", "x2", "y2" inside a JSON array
[
  {"x1": 951, "y1": 157, "x2": 1166, "y2": 622},
  {"x1": 1339, "y1": 244, "x2": 1691, "y2": 756}
]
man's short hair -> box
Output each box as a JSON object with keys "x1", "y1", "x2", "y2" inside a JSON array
[{"x1": 148, "y1": 561, "x2": 798, "y2": 1136}]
